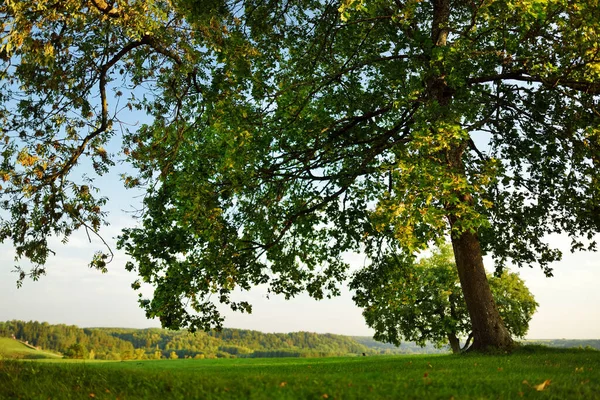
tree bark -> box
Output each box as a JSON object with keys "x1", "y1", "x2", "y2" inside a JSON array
[{"x1": 448, "y1": 224, "x2": 514, "y2": 351}]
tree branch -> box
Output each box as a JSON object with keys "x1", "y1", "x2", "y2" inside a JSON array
[
  {"x1": 88, "y1": 0, "x2": 123, "y2": 19},
  {"x1": 468, "y1": 71, "x2": 600, "y2": 94},
  {"x1": 44, "y1": 38, "x2": 150, "y2": 183},
  {"x1": 461, "y1": 332, "x2": 474, "y2": 351}
]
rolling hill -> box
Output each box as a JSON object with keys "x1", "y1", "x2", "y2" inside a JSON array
[{"x1": 0, "y1": 337, "x2": 62, "y2": 360}]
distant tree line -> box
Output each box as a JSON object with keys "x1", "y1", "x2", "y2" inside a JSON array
[
  {"x1": 351, "y1": 337, "x2": 451, "y2": 355},
  {"x1": 0, "y1": 321, "x2": 370, "y2": 360},
  {"x1": 0, "y1": 321, "x2": 135, "y2": 360}
]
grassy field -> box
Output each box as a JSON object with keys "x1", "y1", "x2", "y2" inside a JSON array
[
  {"x1": 0, "y1": 337, "x2": 62, "y2": 360},
  {"x1": 0, "y1": 346, "x2": 598, "y2": 399}
]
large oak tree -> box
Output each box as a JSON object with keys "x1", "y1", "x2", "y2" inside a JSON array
[{"x1": 1, "y1": 0, "x2": 598, "y2": 351}]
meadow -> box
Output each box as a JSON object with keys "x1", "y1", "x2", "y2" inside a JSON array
[{"x1": 1, "y1": 343, "x2": 598, "y2": 399}]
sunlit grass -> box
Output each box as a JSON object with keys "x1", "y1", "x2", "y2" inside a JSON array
[
  {"x1": 0, "y1": 337, "x2": 61, "y2": 360},
  {"x1": 1, "y1": 346, "x2": 598, "y2": 399}
]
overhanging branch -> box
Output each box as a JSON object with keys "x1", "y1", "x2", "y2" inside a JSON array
[{"x1": 468, "y1": 71, "x2": 600, "y2": 94}]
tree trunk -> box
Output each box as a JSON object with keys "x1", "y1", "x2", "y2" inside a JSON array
[
  {"x1": 448, "y1": 333, "x2": 461, "y2": 354},
  {"x1": 429, "y1": 0, "x2": 514, "y2": 352},
  {"x1": 444, "y1": 143, "x2": 514, "y2": 351},
  {"x1": 449, "y1": 224, "x2": 514, "y2": 351}
]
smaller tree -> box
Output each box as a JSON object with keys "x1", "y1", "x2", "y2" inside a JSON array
[
  {"x1": 134, "y1": 348, "x2": 147, "y2": 360},
  {"x1": 351, "y1": 245, "x2": 538, "y2": 353},
  {"x1": 63, "y1": 343, "x2": 88, "y2": 359}
]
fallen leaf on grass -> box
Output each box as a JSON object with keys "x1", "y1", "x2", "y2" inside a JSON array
[
  {"x1": 497, "y1": 367, "x2": 503, "y2": 372},
  {"x1": 322, "y1": 394, "x2": 329, "y2": 399},
  {"x1": 89, "y1": 394, "x2": 95, "y2": 398},
  {"x1": 423, "y1": 372, "x2": 432, "y2": 385},
  {"x1": 523, "y1": 379, "x2": 551, "y2": 391},
  {"x1": 534, "y1": 380, "x2": 551, "y2": 391},
  {"x1": 279, "y1": 382, "x2": 287, "y2": 387}
]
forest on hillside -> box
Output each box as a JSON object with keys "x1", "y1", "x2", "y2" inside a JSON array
[{"x1": 0, "y1": 320, "x2": 374, "y2": 360}]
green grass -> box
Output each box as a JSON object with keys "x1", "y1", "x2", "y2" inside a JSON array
[
  {"x1": 1, "y1": 347, "x2": 598, "y2": 399},
  {"x1": 0, "y1": 337, "x2": 61, "y2": 360}
]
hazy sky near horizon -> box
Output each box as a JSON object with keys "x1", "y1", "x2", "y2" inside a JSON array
[{"x1": 1, "y1": 195, "x2": 599, "y2": 339}]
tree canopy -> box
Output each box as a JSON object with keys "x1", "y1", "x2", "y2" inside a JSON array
[
  {"x1": 352, "y1": 244, "x2": 538, "y2": 353},
  {"x1": 1, "y1": 0, "x2": 598, "y2": 350}
]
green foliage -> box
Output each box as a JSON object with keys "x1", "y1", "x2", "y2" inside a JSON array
[
  {"x1": 352, "y1": 245, "x2": 538, "y2": 351},
  {"x1": 1, "y1": 0, "x2": 599, "y2": 334},
  {"x1": 1, "y1": 349, "x2": 599, "y2": 399}
]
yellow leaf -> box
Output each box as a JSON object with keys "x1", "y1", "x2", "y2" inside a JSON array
[
  {"x1": 17, "y1": 148, "x2": 39, "y2": 167},
  {"x1": 534, "y1": 380, "x2": 551, "y2": 391}
]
